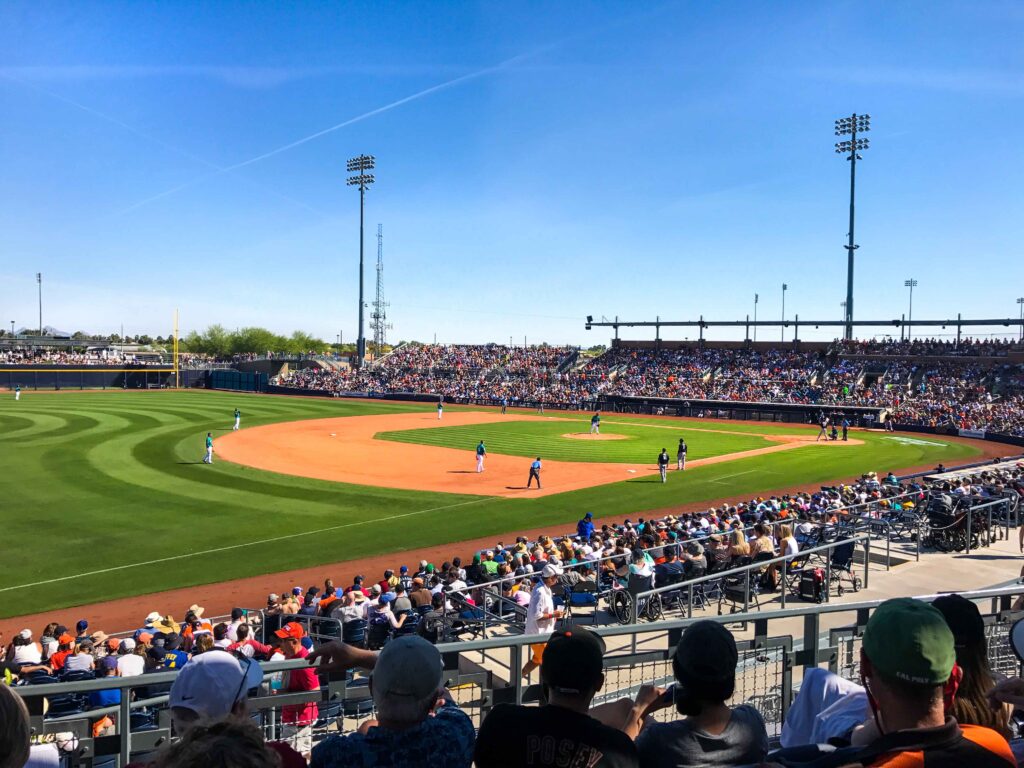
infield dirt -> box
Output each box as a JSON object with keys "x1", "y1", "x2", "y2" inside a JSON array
[{"x1": 215, "y1": 411, "x2": 861, "y2": 497}]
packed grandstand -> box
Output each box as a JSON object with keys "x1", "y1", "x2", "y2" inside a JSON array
[
  {"x1": 263, "y1": 339, "x2": 1024, "y2": 437},
  {"x1": 5, "y1": 458, "x2": 1024, "y2": 766}
]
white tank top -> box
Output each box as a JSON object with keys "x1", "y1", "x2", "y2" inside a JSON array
[{"x1": 13, "y1": 642, "x2": 42, "y2": 664}]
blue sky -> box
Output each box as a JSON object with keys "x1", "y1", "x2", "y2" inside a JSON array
[{"x1": 1, "y1": 1, "x2": 1022, "y2": 345}]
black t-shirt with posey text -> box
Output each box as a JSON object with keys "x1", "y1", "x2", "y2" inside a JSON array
[{"x1": 474, "y1": 703, "x2": 639, "y2": 768}]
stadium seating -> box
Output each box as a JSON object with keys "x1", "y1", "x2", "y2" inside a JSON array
[{"x1": 268, "y1": 339, "x2": 1024, "y2": 435}]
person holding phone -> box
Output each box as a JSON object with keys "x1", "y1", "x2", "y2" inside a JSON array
[
  {"x1": 521, "y1": 564, "x2": 564, "y2": 679},
  {"x1": 622, "y1": 620, "x2": 768, "y2": 766}
]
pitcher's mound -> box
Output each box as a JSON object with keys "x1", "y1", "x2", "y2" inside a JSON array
[{"x1": 562, "y1": 432, "x2": 629, "y2": 441}]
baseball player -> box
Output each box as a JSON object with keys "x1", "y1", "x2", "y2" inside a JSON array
[
  {"x1": 501, "y1": 396, "x2": 508, "y2": 415},
  {"x1": 437, "y1": 400, "x2": 444, "y2": 420},
  {"x1": 676, "y1": 437, "x2": 687, "y2": 470},
  {"x1": 658, "y1": 448, "x2": 669, "y2": 483},
  {"x1": 841, "y1": 417, "x2": 850, "y2": 441},
  {"x1": 233, "y1": 408, "x2": 241, "y2": 431},
  {"x1": 14, "y1": 384, "x2": 20, "y2": 401},
  {"x1": 816, "y1": 414, "x2": 829, "y2": 442},
  {"x1": 527, "y1": 457, "x2": 542, "y2": 489},
  {"x1": 476, "y1": 440, "x2": 487, "y2": 473},
  {"x1": 590, "y1": 412, "x2": 601, "y2": 435},
  {"x1": 203, "y1": 432, "x2": 214, "y2": 464}
]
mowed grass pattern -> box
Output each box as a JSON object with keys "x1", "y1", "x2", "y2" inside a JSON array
[
  {"x1": 376, "y1": 418, "x2": 773, "y2": 463},
  {"x1": 0, "y1": 391, "x2": 981, "y2": 617}
]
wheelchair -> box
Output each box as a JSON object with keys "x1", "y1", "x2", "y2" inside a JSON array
[{"x1": 609, "y1": 573, "x2": 663, "y2": 624}]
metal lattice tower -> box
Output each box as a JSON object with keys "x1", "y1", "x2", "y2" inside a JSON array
[{"x1": 370, "y1": 223, "x2": 392, "y2": 359}]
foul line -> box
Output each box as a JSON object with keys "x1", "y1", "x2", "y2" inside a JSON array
[
  {"x1": 710, "y1": 469, "x2": 760, "y2": 483},
  {"x1": 0, "y1": 496, "x2": 496, "y2": 593}
]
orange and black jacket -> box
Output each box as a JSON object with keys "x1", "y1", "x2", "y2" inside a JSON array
[
  {"x1": 864, "y1": 721, "x2": 1013, "y2": 767},
  {"x1": 769, "y1": 719, "x2": 1013, "y2": 768}
]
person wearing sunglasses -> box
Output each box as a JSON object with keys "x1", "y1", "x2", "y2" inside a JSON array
[{"x1": 166, "y1": 651, "x2": 305, "y2": 768}]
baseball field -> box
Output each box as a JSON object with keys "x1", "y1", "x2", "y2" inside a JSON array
[{"x1": 0, "y1": 389, "x2": 987, "y2": 619}]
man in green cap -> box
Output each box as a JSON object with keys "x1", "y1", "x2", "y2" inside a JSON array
[
  {"x1": 768, "y1": 597, "x2": 1013, "y2": 767},
  {"x1": 851, "y1": 597, "x2": 1013, "y2": 767}
]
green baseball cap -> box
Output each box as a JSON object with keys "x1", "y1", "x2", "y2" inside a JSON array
[{"x1": 863, "y1": 598, "x2": 956, "y2": 685}]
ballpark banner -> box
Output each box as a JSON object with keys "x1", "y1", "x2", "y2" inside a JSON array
[{"x1": 958, "y1": 428, "x2": 987, "y2": 439}]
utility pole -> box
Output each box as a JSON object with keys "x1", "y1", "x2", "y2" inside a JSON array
[
  {"x1": 347, "y1": 154, "x2": 375, "y2": 367},
  {"x1": 834, "y1": 113, "x2": 871, "y2": 341},
  {"x1": 904, "y1": 279, "x2": 918, "y2": 341},
  {"x1": 781, "y1": 283, "x2": 787, "y2": 343}
]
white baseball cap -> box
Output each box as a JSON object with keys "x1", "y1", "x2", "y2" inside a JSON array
[
  {"x1": 18, "y1": 629, "x2": 32, "y2": 640},
  {"x1": 144, "y1": 612, "x2": 161, "y2": 625},
  {"x1": 120, "y1": 638, "x2": 136, "y2": 652},
  {"x1": 540, "y1": 564, "x2": 563, "y2": 579},
  {"x1": 169, "y1": 652, "x2": 264, "y2": 719}
]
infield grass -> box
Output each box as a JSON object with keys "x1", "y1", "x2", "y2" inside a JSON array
[
  {"x1": 377, "y1": 418, "x2": 774, "y2": 462},
  {"x1": 0, "y1": 390, "x2": 981, "y2": 616}
]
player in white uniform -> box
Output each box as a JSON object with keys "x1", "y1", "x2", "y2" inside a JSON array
[
  {"x1": 437, "y1": 400, "x2": 443, "y2": 420},
  {"x1": 233, "y1": 408, "x2": 241, "y2": 431},
  {"x1": 14, "y1": 385, "x2": 21, "y2": 401}
]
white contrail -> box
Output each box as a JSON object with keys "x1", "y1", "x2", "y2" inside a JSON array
[
  {"x1": 112, "y1": 56, "x2": 525, "y2": 217},
  {"x1": 1, "y1": 72, "x2": 328, "y2": 218}
]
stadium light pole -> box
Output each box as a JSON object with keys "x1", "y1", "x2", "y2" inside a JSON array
[
  {"x1": 37, "y1": 272, "x2": 43, "y2": 336},
  {"x1": 835, "y1": 113, "x2": 870, "y2": 341},
  {"x1": 780, "y1": 283, "x2": 787, "y2": 343},
  {"x1": 347, "y1": 154, "x2": 376, "y2": 368},
  {"x1": 753, "y1": 293, "x2": 759, "y2": 342},
  {"x1": 904, "y1": 279, "x2": 918, "y2": 341},
  {"x1": 1017, "y1": 297, "x2": 1024, "y2": 343}
]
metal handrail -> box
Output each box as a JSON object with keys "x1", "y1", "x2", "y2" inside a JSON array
[
  {"x1": 15, "y1": 582, "x2": 1024, "y2": 767},
  {"x1": 629, "y1": 533, "x2": 872, "y2": 620},
  {"x1": 17, "y1": 581, "x2": 1024, "y2": 696}
]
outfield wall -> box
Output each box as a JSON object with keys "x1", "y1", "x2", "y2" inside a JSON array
[{"x1": 0, "y1": 366, "x2": 206, "y2": 389}]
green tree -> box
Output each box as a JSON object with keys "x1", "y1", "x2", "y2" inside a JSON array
[
  {"x1": 231, "y1": 327, "x2": 283, "y2": 355},
  {"x1": 286, "y1": 330, "x2": 328, "y2": 355}
]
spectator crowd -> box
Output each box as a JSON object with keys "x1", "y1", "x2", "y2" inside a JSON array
[
  {"x1": 4, "y1": 595, "x2": 1023, "y2": 767},
  {"x1": 3, "y1": 458, "x2": 1024, "y2": 765},
  {"x1": 0, "y1": 348, "x2": 163, "y2": 366},
  {"x1": 270, "y1": 340, "x2": 1024, "y2": 436}
]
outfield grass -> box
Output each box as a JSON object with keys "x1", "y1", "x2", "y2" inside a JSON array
[
  {"x1": 377, "y1": 418, "x2": 774, "y2": 462},
  {"x1": 0, "y1": 391, "x2": 981, "y2": 616}
]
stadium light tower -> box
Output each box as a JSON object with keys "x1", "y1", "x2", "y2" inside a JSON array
[
  {"x1": 835, "y1": 113, "x2": 870, "y2": 341},
  {"x1": 904, "y1": 279, "x2": 918, "y2": 341},
  {"x1": 1017, "y1": 297, "x2": 1024, "y2": 343},
  {"x1": 37, "y1": 272, "x2": 43, "y2": 336},
  {"x1": 753, "y1": 293, "x2": 759, "y2": 342},
  {"x1": 347, "y1": 154, "x2": 375, "y2": 368}
]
